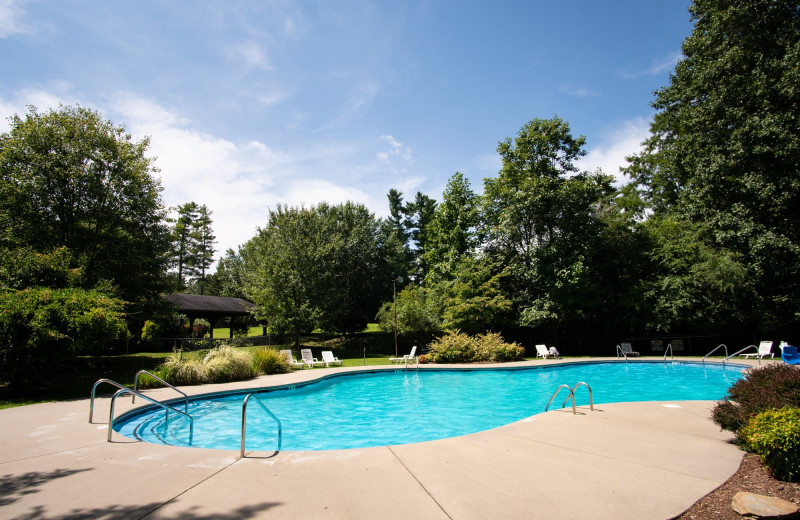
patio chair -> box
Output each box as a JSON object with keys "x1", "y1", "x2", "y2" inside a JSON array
[
  {"x1": 782, "y1": 346, "x2": 800, "y2": 365},
  {"x1": 619, "y1": 342, "x2": 640, "y2": 357},
  {"x1": 300, "y1": 348, "x2": 325, "y2": 368},
  {"x1": 280, "y1": 349, "x2": 305, "y2": 369},
  {"x1": 390, "y1": 346, "x2": 417, "y2": 363},
  {"x1": 741, "y1": 341, "x2": 774, "y2": 360},
  {"x1": 321, "y1": 351, "x2": 342, "y2": 367},
  {"x1": 536, "y1": 344, "x2": 559, "y2": 359}
]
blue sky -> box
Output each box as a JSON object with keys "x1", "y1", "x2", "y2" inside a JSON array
[{"x1": 1, "y1": 0, "x2": 693, "y2": 262}]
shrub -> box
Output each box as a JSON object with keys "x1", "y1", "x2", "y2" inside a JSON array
[
  {"x1": 426, "y1": 330, "x2": 524, "y2": 363},
  {"x1": 152, "y1": 344, "x2": 255, "y2": 386},
  {"x1": 253, "y1": 348, "x2": 290, "y2": 375},
  {"x1": 203, "y1": 345, "x2": 254, "y2": 382},
  {"x1": 427, "y1": 330, "x2": 476, "y2": 363},
  {"x1": 711, "y1": 364, "x2": 800, "y2": 437},
  {"x1": 741, "y1": 407, "x2": 800, "y2": 481}
]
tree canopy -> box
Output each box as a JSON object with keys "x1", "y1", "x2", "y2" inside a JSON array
[{"x1": 0, "y1": 104, "x2": 171, "y2": 305}]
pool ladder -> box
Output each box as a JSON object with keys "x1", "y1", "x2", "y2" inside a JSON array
[
  {"x1": 90, "y1": 378, "x2": 194, "y2": 443},
  {"x1": 241, "y1": 393, "x2": 282, "y2": 458},
  {"x1": 545, "y1": 382, "x2": 594, "y2": 415}
]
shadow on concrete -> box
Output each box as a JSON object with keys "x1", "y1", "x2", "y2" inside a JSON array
[
  {"x1": 0, "y1": 468, "x2": 92, "y2": 507},
  {"x1": 9, "y1": 502, "x2": 282, "y2": 520}
]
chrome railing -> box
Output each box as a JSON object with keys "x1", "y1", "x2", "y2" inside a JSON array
[
  {"x1": 107, "y1": 387, "x2": 193, "y2": 443},
  {"x1": 241, "y1": 393, "x2": 282, "y2": 458},
  {"x1": 90, "y1": 378, "x2": 127, "y2": 423},
  {"x1": 545, "y1": 382, "x2": 594, "y2": 415},
  {"x1": 663, "y1": 343, "x2": 674, "y2": 363},
  {"x1": 702, "y1": 344, "x2": 728, "y2": 364},
  {"x1": 132, "y1": 370, "x2": 189, "y2": 413},
  {"x1": 616, "y1": 344, "x2": 629, "y2": 363},
  {"x1": 723, "y1": 344, "x2": 759, "y2": 365}
]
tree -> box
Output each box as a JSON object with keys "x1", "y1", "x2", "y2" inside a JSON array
[
  {"x1": 193, "y1": 204, "x2": 216, "y2": 294},
  {"x1": 0, "y1": 105, "x2": 171, "y2": 306},
  {"x1": 170, "y1": 202, "x2": 216, "y2": 293},
  {"x1": 625, "y1": 0, "x2": 800, "y2": 332},
  {"x1": 437, "y1": 257, "x2": 513, "y2": 334},
  {"x1": 375, "y1": 284, "x2": 444, "y2": 343},
  {"x1": 243, "y1": 203, "x2": 393, "y2": 344},
  {"x1": 482, "y1": 116, "x2": 614, "y2": 330},
  {"x1": 171, "y1": 202, "x2": 201, "y2": 289},
  {"x1": 424, "y1": 172, "x2": 479, "y2": 281},
  {"x1": 404, "y1": 192, "x2": 437, "y2": 282}
]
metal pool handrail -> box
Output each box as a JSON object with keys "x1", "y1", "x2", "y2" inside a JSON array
[
  {"x1": 702, "y1": 344, "x2": 728, "y2": 364},
  {"x1": 723, "y1": 344, "x2": 759, "y2": 365},
  {"x1": 133, "y1": 370, "x2": 189, "y2": 413},
  {"x1": 90, "y1": 378, "x2": 127, "y2": 423},
  {"x1": 616, "y1": 344, "x2": 629, "y2": 363},
  {"x1": 562, "y1": 382, "x2": 594, "y2": 412},
  {"x1": 107, "y1": 387, "x2": 194, "y2": 443},
  {"x1": 241, "y1": 393, "x2": 282, "y2": 458},
  {"x1": 663, "y1": 343, "x2": 674, "y2": 363}
]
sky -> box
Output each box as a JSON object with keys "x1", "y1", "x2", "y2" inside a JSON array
[{"x1": 0, "y1": 0, "x2": 694, "y2": 266}]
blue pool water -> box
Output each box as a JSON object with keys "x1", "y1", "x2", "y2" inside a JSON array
[{"x1": 114, "y1": 361, "x2": 745, "y2": 451}]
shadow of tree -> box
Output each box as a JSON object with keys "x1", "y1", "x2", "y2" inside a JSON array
[
  {"x1": 10, "y1": 502, "x2": 282, "y2": 520},
  {"x1": 0, "y1": 468, "x2": 92, "y2": 506}
]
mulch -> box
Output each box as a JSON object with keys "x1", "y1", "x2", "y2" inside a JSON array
[{"x1": 676, "y1": 452, "x2": 800, "y2": 519}]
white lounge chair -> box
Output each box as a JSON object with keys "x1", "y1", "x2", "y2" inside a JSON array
[
  {"x1": 536, "y1": 344, "x2": 559, "y2": 359},
  {"x1": 741, "y1": 341, "x2": 774, "y2": 360},
  {"x1": 390, "y1": 346, "x2": 417, "y2": 363},
  {"x1": 300, "y1": 348, "x2": 325, "y2": 368},
  {"x1": 321, "y1": 350, "x2": 342, "y2": 367},
  {"x1": 619, "y1": 343, "x2": 640, "y2": 357},
  {"x1": 280, "y1": 349, "x2": 305, "y2": 369}
]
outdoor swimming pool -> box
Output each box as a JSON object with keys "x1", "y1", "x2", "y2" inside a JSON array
[{"x1": 114, "y1": 361, "x2": 745, "y2": 452}]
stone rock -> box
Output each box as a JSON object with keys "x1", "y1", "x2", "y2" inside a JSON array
[{"x1": 731, "y1": 491, "x2": 799, "y2": 518}]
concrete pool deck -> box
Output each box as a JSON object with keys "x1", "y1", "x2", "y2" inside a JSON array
[{"x1": 0, "y1": 357, "x2": 768, "y2": 519}]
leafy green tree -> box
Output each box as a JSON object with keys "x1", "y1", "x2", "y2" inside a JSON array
[
  {"x1": 0, "y1": 105, "x2": 170, "y2": 306},
  {"x1": 0, "y1": 286, "x2": 128, "y2": 387},
  {"x1": 243, "y1": 203, "x2": 393, "y2": 343},
  {"x1": 315, "y1": 202, "x2": 394, "y2": 334},
  {"x1": 483, "y1": 116, "x2": 614, "y2": 330},
  {"x1": 243, "y1": 205, "x2": 321, "y2": 346},
  {"x1": 375, "y1": 284, "x2": 444, "y2": 343},
  {"x1": 206, "y1": 248, "x2": 247, "y2": 299},
  {"x1": 438, "y1": 257, "x2": 513, "y2": 334},
  {"x1": 625, "y1": 0, "x2": 800, "y2": 332},
  {"x1": 425, "y1": 172, "x2": 479, "y2": 281}
]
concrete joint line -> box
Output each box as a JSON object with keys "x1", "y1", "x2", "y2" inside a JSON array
[
  {"x1": 137, "y1": 457, "x2": 239, "y2": 519},
  {"x1": 0, "y1": 441, "x2": 109, "y2": 466},
  {"x1": 388, "y1": 446, "x2": 453, "y2": 520}
]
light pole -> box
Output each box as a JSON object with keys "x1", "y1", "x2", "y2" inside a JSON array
[{"x1": 392, "y1": 277, "x2": 402, "y2": 357}]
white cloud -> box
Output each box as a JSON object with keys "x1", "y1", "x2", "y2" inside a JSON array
[
  {"x1": 377, "y1": 134, "x2": 411, "y2": 162},
  {"x1": 0, "y1": 0, "x2": 31, "y2": 38},
  {"x1": 577, "y1": 117, "x2": 651, "y2": 184},
  {"x1": 229, "y1": 41, "x2": 272, "y2": 70},
  {"x1": 561, "y1": 86, "x2": 601, "y2": 98},
  {"x1": 620, "y1": 51, "x2": 682, "y2": 79}
]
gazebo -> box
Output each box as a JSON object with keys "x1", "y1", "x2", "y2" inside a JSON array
[{"x1": 165, "y1": 293, "x2": 257, "y2": 338}]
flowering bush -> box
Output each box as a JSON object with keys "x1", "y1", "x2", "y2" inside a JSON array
[
  {"x1": 712, "y1": 364, "x2": 800, "y2": 437},
  {"x1": 426, "y1": 330, "x2": 524, "y2": 363},
  {"x1": 741, "y1": 407, "x2": 800, "y2": 481}
]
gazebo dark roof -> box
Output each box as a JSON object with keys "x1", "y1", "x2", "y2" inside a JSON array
[
  {"x1": 164, "y1": 294, "x2": 257, "y2": 338},
  {"x1": 165, "y1": 293, "x2": 254, "y2": 316}
]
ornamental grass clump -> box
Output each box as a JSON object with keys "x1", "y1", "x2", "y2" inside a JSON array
[
  {"x1": 711, "y1": 364, "x2": 800, "y2": 438},
  {"x1": 252, "y1": 347, "x2": 290, "y2": 375},
  {"x1": 150, "y1": 344, "x2": 255, "y2": 386},
  {"x1": 426, "y1": 330, "x2": 524, "y2": 363},
  {"x1": 741, "y1": 407, "x2": 800, "y2": 482}
]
